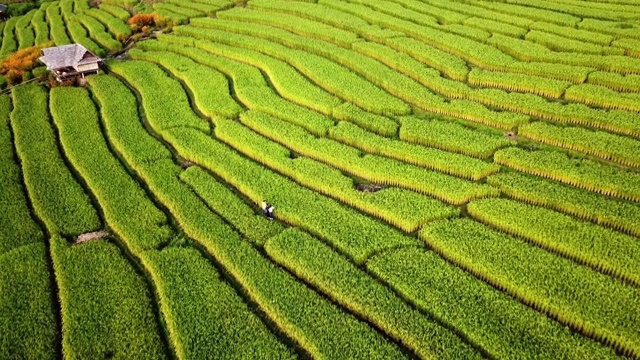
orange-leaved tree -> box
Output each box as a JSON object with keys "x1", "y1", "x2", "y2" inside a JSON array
[
  {"x1": 0, "y1": 43, "x2": 52, "y2": 85},
  {"x1": 128, "y1": 13, "x2": 169, "y2": 32}
]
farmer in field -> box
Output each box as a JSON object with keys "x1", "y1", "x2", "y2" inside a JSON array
[
  {"x1": 261, "y1": 200, "x2": 268, "y2": 216},
  {"x1": 267, "y1": 204, "x2": 275, "y2": 220}
]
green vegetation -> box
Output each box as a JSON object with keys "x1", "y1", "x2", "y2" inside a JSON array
[
  {"x1": 110, "y1": 60, "x2": 419, "y2": 263},
  {"x1": 487, "y1": 171, "x2": 640, "y2": 237},
  {"x1": 420, "y1": 218, "x2": 640, "y2": 359},
  {"x1": 494, "y1": 147, "x2": 640, "y2": 202},
  {"x1": 31, "y1": 6, "x2": 50, "y2": 45},
  {"x1": 237, "y1": 110, "x2": 498, "y2": 204},
  {"x1": 86, "y1": 75, "x2": 172, "y2": 165},
  {"x1": 86, "y1": 9, "x2": 131, "y2": 41},
  {"x1": 49, "y1": 86, "x2": 171, "y2": 253},
  {"x1": 174, "y1": 24, "x2": 413, "y2": 116},
  {"x1": 467, "y1": 198, "x2": 640, "y2": 286},
  {"x1": 98, "y1": 3, "x2": 130, "y2": 21},
  {"x1": 468, "y1": 68, "x2": 570, "y2": 99},
  {"x1": 328, "y1": 121, "x2": 500, "y2": 180},
  {"x1": 2, "y1": 0, "x2": 640, "y2": 358},
  {"x1": 180, "y1": 166, "x2": 283, "y2": 246},
  {"x1": 46, "y1": 3, "x2": 72, "y2": 46},
  {"x1": 519, "y1": 121, "x2": 640, "y2": 167},
  {"x1": 75, "y1": 13, "x2": 122, "y2": 51},
  {"x1": 398, "y1": 116, "x2": 512, "y2": 158},
  {"x1": 0, "y1": 17, "x2": 19, "y2": 56},
  {"x1": 128, "y1": 48, "x2": 243, "y2": 119},
  {"x1": 0, "y1": 243, "x2": 57, "y2": 360},
  {"x1": 0, "y1": 95, "x2": 42, "y2": 254},
  {"x1": 265, "y1": 228, "x2": 483, "y2": 359},
  {"x1": 215, "y1": 113, "x2": 459, "y2": 232},
  {"x1": 140, "y1": 247, "x2": 293, "y2": 360},
  {"x1": 10, "y1": 83, "x2": 100, "y2": 236},
  {"x1": 51, "y1": 236, "x2": 167, "y2": 359},
  {"x1": 368, "y1": 247, "x2": 620, "y2": 360}
]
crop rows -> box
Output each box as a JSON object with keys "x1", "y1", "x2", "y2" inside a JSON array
[
  {"x1": 101, "y1": 65, "x2": 418, "y2": 358},
  {"x1": 47, "y1": 3, "x2": 72, "y2": 46},
  {"x1": 140, "y1": 247, "x2": 292, "y2": 360},
  {"x1": 3, "y1": 0, "x2": 640, "y2": 358},
  {"x1": 397, "y1": 116, "x2": 512, "y2": 159},
  {"x1": 15, "y1": 9, "x2": 36, "y2": 50},
  {"x1": 50, "y1": 235, "x2": 166, "y2": 359},
  {"x1": 467, "y1": 198, "x2": 640, "y2": 286},
  {"x1": 10, "y1": 83, "x2": 100, "y2": 236},
  {"x1": 180, "y1": 166, "x2": 284, "y2": 246},
  {"x1": 237, "y1": 109, "x2": 499, "y2": 204},
  {"x1": 420, "y1": 218, "x2": 640, "y2": 359},
  {"x1": 125, "y1": 49, "x2": 467, "y2": 232},
  {"x1": 108, "y1": 59, "x2": 419, "y2": 264},
  {"x1": 0, "y1": 94, "x2": 57, "y2": 360},
  {"x1": 487, "y1": 171, "x2": 640, "y2": 237},
  {"x1": 49, "y1": 86, "x2": 171, "y2": 252},
  {"x1": 0, "y1": 95, "x2": 42, "y2": 254},
  {"x1": 494, "y1": 147, "x2": 640, "y2": 202},
  {"x1": 368, "y1": 247, "x2": 621, "y2": 360},
  {"x1": 148, "y1": 35, "x2": 400, "y2": 137},
  {"x1": 185, "y1": 19, "x2": 530, "y2": 129},
  {"x1": 177, "y1": 26, "x2": 413, "y2": 117},
  {"x1": 0, "y1": 243, "x2": 57, "y2": 359},
  {"x1": 519, "y1": 121, "x2": 640, "y2": 168},
  {"x1": 145, "y1": 44, "x2": 458, "y2": 231},
  {"x1": 264, "y1": 228, "x2": 482, "y2": 359},
  {"x1": 0, "y1": 17, "x2": 19, "y2": 56},
  {"x1": 214, "y1": 6, "x2": 640, "y2": 137},
  {"x1": 86, "y1": 74, "x2": 296, "y2": 359}
]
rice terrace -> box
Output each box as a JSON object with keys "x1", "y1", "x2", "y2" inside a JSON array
[{"x1": 2, "y1": 0, "x2": 640, "y2": 358}]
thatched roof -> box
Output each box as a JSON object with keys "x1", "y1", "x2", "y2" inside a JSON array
[{"x1": 39, "y1": 44, "x2": 101, "y2": 71}]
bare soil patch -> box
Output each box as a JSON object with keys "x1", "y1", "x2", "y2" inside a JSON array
[{"x1": 76, "y1": 230, "x2": 109, "y2": 244}]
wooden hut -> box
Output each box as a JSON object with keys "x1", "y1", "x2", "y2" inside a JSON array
[{"x1": 38, "y1": 44, "x2": 102, "y2": 82}]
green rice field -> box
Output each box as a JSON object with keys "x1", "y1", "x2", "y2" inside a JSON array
[{"x1": 1, "y1": 0, "x2": 640, "y2": 358}]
